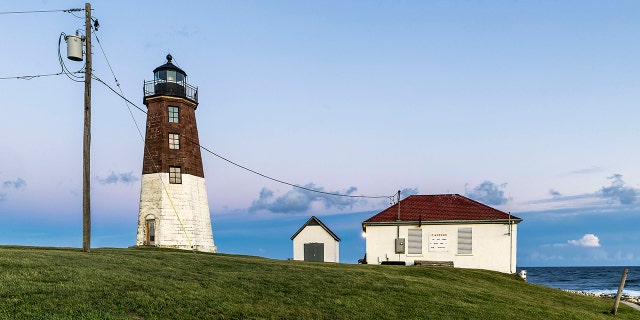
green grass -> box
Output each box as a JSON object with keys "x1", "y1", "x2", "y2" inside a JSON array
[{"x1": 0, "y1": 246, "x2": 636, "y2": 319}]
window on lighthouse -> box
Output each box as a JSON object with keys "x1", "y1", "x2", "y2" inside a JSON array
[
  {"x1": 169, "y1": 133, "x2": 180, "y2": 150},
  {"x1": 168, "y1": 106, "x2": 179, "y2": 123},
  {"x1": 169, "y1": 166, "x2": 182, "y2": 184}
]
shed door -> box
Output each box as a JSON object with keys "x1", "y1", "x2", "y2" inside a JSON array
[{"x1": 304, "y1": 243, "x2": 324, "y2": 262}]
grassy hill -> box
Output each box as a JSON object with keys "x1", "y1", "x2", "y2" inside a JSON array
[{"x1": 0, "y1": 246, "x2": 636, "y2": 319}]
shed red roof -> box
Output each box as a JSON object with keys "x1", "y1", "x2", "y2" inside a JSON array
[{"x1": 363, "y1": 194, "x2": 520, "y2": 224}]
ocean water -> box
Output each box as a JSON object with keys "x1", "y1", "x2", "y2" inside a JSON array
[{"x1": 517, "y1": 266, "x2": 640, "y2": 297}]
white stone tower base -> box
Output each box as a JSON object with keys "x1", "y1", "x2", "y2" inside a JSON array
[{"x1": 136, "y1": 173, "x2": 217, "y2": 253}]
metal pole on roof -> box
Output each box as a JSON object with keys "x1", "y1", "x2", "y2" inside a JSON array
[{"x1": 396, "y1": 190, "x2": 401, "y2": 221}]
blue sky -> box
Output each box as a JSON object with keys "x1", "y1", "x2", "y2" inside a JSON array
[{"x1": 1, "y1": 0, "x2": 639, "y2": 267}]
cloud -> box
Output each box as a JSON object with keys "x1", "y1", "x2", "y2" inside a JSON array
[
  {"x1": 97, "y1": 171, "x2": 139, "y2": 185},
  {"x1": 520, "y1": 174, "x2": 639, "y2": 213},
  {"x1": 571, "y1": 166, "x2": 604, "y2": 175},
  {"x1": 400, "y1": 187, "x2": 419, "y2": 199},
  {"x1": 567, "y1": 234, "x2": 601, "y2": 248},
  {"x1": 1, "y1": 178, "x2": 27, "y2": 202},
  {"x1": 599, "y1": 174, "x2": 637, "y2": 205},
  {"x1": 249, "y1": 183, "x2": 361, "y2": 214},
  {"x1": 3, "y1": 178, "x2": 26, "y2": 190},
  {"x1": 465, "y1": 181, "x2": 508, "y2": 205}
]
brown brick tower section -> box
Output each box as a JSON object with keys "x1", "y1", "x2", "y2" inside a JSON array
[{"x1": 142, "y1": 96, "x2": 204, "y2": 178}]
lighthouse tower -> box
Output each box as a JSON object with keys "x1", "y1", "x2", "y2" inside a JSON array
[{"x1": 136, "y1": 55, "x2": 216, "y2": 253}]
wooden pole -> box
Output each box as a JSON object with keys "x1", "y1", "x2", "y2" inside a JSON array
[
  {"x1": 611, "y1": 267, "x2": 629, "y2": 315},
  {"x1": 82, "y1": 2, "x2": 92, "y2": 252}
]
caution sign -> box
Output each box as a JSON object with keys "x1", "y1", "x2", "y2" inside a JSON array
[{"x1": 429, "y1": 233, "x2": 448, "y2": 252}]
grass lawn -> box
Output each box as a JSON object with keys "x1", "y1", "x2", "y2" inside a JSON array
[{"x1": 0, "y1": 246, "x2": 637, "y2": 319}]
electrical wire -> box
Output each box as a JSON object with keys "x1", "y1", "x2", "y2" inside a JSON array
[
  {"x1": 95, "y1": 72, "x2": 395, "y2": 201},
  {"x1": 187, "y1": 135, "x2": 392, "y2": 200},
  {"x1": 92, "y1": 76, "x2": 146, "y2": 113},
  {"x1": 0, "y1": 8, "x2": 82, "y2": 15},
  {"x1": 3, "y1": 4, "x2": 400, "y2": 205},
  {"x1": 89, "y1": 30, "x2": 395, "y2": 202},
  {"x1": 0, "y1": 72, "x2": 65, "y2": 80}
]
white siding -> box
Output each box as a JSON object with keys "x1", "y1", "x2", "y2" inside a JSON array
[
  {"x1": 136, "y1": 173, "x2": 217, "y2": 253},
  {"x1": 292, "y1": 225, "x2": 339, "y2": 263},
  {"x1": 364, "y1": 223, "x2": 517, "y2": 273}
]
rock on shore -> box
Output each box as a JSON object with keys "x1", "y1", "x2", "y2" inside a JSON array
[{"x1": 563, "y1": 290, "x2": 640, "y2": 306}]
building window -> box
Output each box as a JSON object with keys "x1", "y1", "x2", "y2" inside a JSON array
[
  {"x1": 457, "y1": 227, "x2": 472, "y2": 254},
  {"x1": 169, "y1": 133, "x2": 180, "y2": 149},
  {"x1": 408, "y1": 229, "x2": 422, "y2": 254},
  {"x1": 168, "y1": 106, "x2": 179, "y2": 123},
  {"x1": 169, "y1": 166, "x2": 182, "y2": 184}
]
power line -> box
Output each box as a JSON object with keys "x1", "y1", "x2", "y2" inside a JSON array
[
  {"x1": 92, "y1": 76, "x2": 146, "y2": 114},
  {"x1": 92, "y1": 75, "x2": 394, "y2": 201},
  {"x1": 189, "y1": 136, "x2": 391, "y2": 200},
  {"x1": 0, "y1": 72, "x2": 65, "y2": 80},
  {"x1": 0, "y1": 8, "x2": 82, "y2": 15},
  {"x1": 87, "y1": 29, "x2": 395, "y2": 201}
]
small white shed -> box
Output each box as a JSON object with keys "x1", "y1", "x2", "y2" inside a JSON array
[{"x1": 291, "y1": 216, "x2": 340, "y2": 262}]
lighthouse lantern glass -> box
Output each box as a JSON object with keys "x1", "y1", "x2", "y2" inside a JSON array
[{"x1": 167, "y1": 70, "x2": 176, "y2": 82}]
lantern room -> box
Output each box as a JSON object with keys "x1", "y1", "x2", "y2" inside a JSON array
[{"x1": 143, "y1": 54, "x2": 198, "y2": 103}]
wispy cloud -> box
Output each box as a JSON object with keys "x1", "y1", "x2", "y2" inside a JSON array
[
  {"x1": 599, "y1": 174, "x2": 637, "y2": 205},
  {"x1": 249, "y1": 183, "x2": 362, "y2": 214},
  {"x1": 465, "y1": 181, "x2": 508, "y2": 205},
  {"x1": 570, "y1": 166, "x2": 604, "y2": 175},
  {"x1": 568, "y1": 234, "x2": 601, "y2": 248},
  {"x1": 1, "y1": 177, "x2": 27, "y2": 202},
  {"x1": 97, "y1": 171, "x2": 139, "y2": 185},
  {"x1": 524, "y1": 193, "x2": 597, "y2": 205},
  {"x1": 549, "y1": 189, "x2": 562, "y2": 197},
  {"x1": 521, "y1": 174, "x2": 639, "y2": 214},
  {"x1": 3, "y1": 178, "x2": 26, "y2": 190}
]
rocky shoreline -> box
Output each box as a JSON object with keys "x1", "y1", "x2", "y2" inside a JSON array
[{"x1": 563, "y1": 290, "x2": 640, "y2": 306}]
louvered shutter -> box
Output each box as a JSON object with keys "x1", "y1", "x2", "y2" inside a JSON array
[
  {"x1": 457, "y1": 227, "x2": 472, "y2": 254},
  {"x1": 408, "y1": 229, "x2": 422, "y2": 254}
]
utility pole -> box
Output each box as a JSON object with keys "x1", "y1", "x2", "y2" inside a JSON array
[{"x1": 82, "y1": 2, "x2": 92, "y2": 252}]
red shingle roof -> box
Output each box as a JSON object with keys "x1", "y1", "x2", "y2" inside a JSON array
[{"x1": 363, "y1": 194, "x2": 521, "y2": 224}]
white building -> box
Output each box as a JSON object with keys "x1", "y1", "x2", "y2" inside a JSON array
[
  {"x1": 291, "y1": 216, "x2": 340, "y2": 262},
  {"x1": 362, "y1": 194, "x2": 521, "y2": 273}
]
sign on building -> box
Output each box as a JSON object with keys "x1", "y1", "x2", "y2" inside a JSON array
[{"x1": 429, "y1": 233, "x2": 448, "y2": 252}]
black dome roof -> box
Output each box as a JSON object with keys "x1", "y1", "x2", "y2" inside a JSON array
[{"x1": 153, "y1": 54, "x2": 187, "y2": 76}]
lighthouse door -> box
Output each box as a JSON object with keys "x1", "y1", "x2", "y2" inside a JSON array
[{"x1": 146, "y1": 219, "x2": 156, "y2": 245}]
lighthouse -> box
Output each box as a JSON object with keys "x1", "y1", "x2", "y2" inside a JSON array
[{"x1": 136, "y1": 55, "x2": 216, "y2": 253}]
